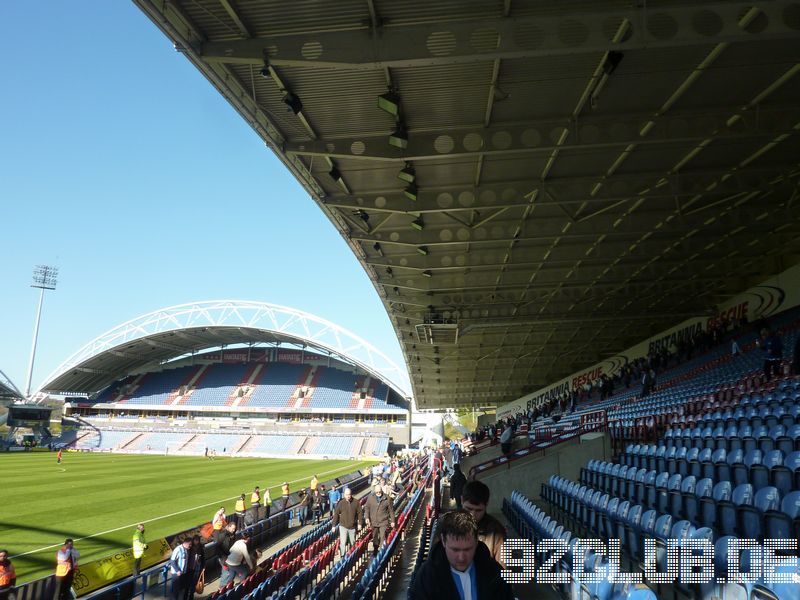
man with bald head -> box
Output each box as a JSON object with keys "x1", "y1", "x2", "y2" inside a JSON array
[{"x1": 364, "y1": 483, "x2": 395, "y2": 556}]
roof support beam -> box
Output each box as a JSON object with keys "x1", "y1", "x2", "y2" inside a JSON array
[
  {"x1": 198, "y1": 2, "x2": 799, "y2": 69},
  {"x1": 285, "y1": 107, "x2": 800, "y2": 162}
]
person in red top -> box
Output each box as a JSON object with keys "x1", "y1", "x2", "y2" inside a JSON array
[
  {"x1": 0, "y1": 549, "x2": 16, "y2": 600},
  {"x1": 57, "y1": 449, "x2": 63, "y2": 464}
]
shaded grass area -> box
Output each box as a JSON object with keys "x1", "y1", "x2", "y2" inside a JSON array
[{"x1": 1, "y1": 452, "x2": 374, "y2": 582}]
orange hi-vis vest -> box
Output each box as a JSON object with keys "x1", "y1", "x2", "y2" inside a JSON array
[
  {"x1": 0, "y1": 561, "x2": 15, "y2": 587},
  {"x1": 282, "y1": 483, "x2": 290, "y2": 496},
  {"x1": 55, "y1": 548, "x2": 74, "y2": 577},
  {"x1": 235, "y1": 498, "x2": 246, "y2": 512},
  {"x1": 212, "y1": 511, "x2": 226, "y2": 530}
]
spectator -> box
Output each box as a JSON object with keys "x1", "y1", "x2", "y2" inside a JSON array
[
  {"x1": 212, "y1": 507, "x2": 226, "y2": 533},
  {"x1": 299, "y1": 489, "x2": 313, "y2": 525},
  {"x1": 758, "y1": 326, "x2": 784, "y2": 381},
  {"x1": 499, "y1": 424, "x2": 513, "y2": 455},
  {"x1": 0, "y1": 549, "x2": 16, "y2": 600},
  {"x1": 186, "y1": 535, "x2": 205, "y2": 600},
  {"x1": 332, "y1": 487, "x2": 363, "y2": 556},
  {"x1": 310, "y1": 474, "x2": 319, "y2": 492},
  {"x1": 793, "y1": 335, "x2": 800, "y2": 376},
  {"x1": 219, "y1": 533, "x2": 254, "y2": 587},
  {"x1": 54, "y1": 538, "x2": 80, "y2": 600},
  {"x1": 461, "y1": 480, "x2": 506, "y2": 565},
  {"x1": 327, "y1": 484, "x2": 342, "y2": 518},
  {"x1": 410, "y1": 510, "x2": 514, "y2": 600},
  {"x1": 213, "y1": 522, "x2": 236, "y2": 568},
  {"x1": 364, "y1": 483, "x2": 395, "y2": 556},
  {"x1": 312, "y1": 488, "x2": 325, "y2": 523},
  {"x1": 389, "y1": 465, "x2": 403, "y2": 491},
  {"x1": 132, "y1": 523, "x2": 148, "y2": 577},
  {"x1": 449, "y1": 464, "x2": 467, "y2": 510},
  {"x1": 167, "y1": 539, "x2": 191, "y2": 600}
]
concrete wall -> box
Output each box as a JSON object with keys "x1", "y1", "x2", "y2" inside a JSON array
[
  {"x1": 474, "y1": 432, "x2": 611, "y2": 514},
  {"x1": 459, "y1": 434, "x2": 531, "y2": 476}
]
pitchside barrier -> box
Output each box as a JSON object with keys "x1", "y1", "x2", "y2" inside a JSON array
[{"x1": 14, "y1": 468, "x2": 370, "y2": 599}]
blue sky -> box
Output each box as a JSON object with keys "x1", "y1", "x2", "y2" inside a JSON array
[{"x1": 0, "y1": 2, "x2": 405, "y2": 395}]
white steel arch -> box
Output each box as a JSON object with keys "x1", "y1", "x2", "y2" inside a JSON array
[{"x1": 38, "y1": 300, "x2": 411, "y2": 397}]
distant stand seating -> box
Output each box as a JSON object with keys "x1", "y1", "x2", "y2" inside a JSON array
[
  {"x1": 68, "y1": 429, "x2": 389, "y2": 458},
  {"x1": 91, "y1": 362, "x2": 404, "y2": 411}
]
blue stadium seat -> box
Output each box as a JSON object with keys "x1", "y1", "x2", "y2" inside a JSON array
[
  {"x1": 701, "y1": 481, "x2": 732, "y2": 530},
  {"x1": 764, "y1": 490, "x2": 800, "y2": 539},
  {"x1": 685, "y1": 477, "x2": 713, "y2": 524}
]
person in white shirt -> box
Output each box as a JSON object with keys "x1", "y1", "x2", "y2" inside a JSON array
[
  {"x1": 219, "y1": 533, "x2": 254, "y2": 586},
  {"x1": 168, "y1": 539, "x2": 191, "y2": 600}
]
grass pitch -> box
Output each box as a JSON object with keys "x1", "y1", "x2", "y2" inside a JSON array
[{"x1": 1, "y1": 452, "x2": 374, "y2": 583}]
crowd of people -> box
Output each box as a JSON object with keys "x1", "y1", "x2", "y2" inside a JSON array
[
  {"x1": 410, "y1": 442, "x2": 514, "y2": 599},
  {"x1": 469, "y1": 316, "x2": 800, "y2": 449}
]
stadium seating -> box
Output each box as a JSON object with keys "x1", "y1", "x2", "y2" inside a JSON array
[
  {"x1": 66, "y1": 428, "x2": 390, "y2": 458},
  {"x1": 92, "y1": 361, "x2": 405, "y2": 412}
]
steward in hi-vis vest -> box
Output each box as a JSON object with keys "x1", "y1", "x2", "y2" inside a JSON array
[
  {"x1": 132, "y1": 523, "x2": 148, "y2": 576},
  {"x1": 54, "y1": 539, "x2": 80, "y2": 600},
  {"x1": 0, "y1": 549, "x2": 17, "y2": 599}
]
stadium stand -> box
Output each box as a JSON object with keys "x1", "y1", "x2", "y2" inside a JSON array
[{"x1": 65, "y1": 428, "x2": 390, "y2": 458}]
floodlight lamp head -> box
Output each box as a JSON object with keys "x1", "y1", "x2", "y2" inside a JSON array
[
  {"x1": 329, "y1": 166, "x2": 343, "y2": 183},
  {"x1": 422, "y1": 270, "x2": 432, "y2": 278},
  {"x1": 410, "y1": 217, "x2": 424, "y2": 231},
  {"x1": 260, "y1": 64, "x2": 271, "y2": 78},
  {"x1": 397, "y1": 163, "x2": 416, "y2": 183},
  {"x1": 283, "y1": 92, "x2": 303, "y2": 114},
  {"x1": 403, "y1": 183, "x2": 418, "y2": 201},
  {"x1": 388, "y1": 126, "x2": 408, "y2": 149},
  {"x1": 417, "y1": 246, "x2": 429, "y2": 256},
  {"x1": 377, "y1": 90, "x2": 401, "y2": 116}
]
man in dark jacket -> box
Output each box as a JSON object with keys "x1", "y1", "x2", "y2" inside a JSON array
[
  {"x1": 332, "y1": 487, "x2": 363, "y2": 555},
  {"x1": 410, "y1": 510, "x2": 514, "y2": 600},
  {"x1": 213, "y1": 522, "x2": 236, "y2": 568},
  {"x1": 364, "y1": 483, "x2": 395, "y2": 554},
  {"x1": 449, "y1": 464, "x2": 467, "y2": 510}
]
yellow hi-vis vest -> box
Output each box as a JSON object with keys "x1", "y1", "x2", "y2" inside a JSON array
[
  {"x1": 282, "y1": 483, "x2": 290, "y2": 496},
  {"x1": 251, "y1": 491, "x2": 261, "y2": 504},
  {"x1": 132, "y1": 531, "x2": 147, "y2": 559},
  {"x1": 235, "y1": 498, "x2": 246, "y2": 512}
]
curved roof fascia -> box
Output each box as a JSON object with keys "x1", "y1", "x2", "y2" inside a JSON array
[{"x1": 37, "y1": 300, "x2": 411, "y2": 398}]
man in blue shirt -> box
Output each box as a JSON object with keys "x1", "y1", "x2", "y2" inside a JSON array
[
  {"x1": 327, "y1": 484, "x2": 342, "y2": 518},
  {"x1": 410, "y1": 510, "x2": 513, "y2": 600},
  {"x1": 168, "y1": 539, "x2": 192, "y2": 600}
]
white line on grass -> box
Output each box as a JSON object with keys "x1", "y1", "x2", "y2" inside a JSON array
[{"x1": 10, "y1": 461, "x2": 370, "y2": 559}]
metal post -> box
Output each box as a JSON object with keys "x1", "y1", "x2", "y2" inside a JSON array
[
  {"x1": 25, "y1": 287, "x2": 46, "y2": 397},
  {"x1": 25, "y1": 265, "x2": 58, "y2": 398}
]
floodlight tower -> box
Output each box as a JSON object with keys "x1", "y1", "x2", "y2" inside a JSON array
[{"x1": 25, "y1": 265, "x2": 58, "y2": 397}]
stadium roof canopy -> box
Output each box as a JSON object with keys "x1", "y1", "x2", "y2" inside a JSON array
[
  {"x1": 38, "y1": 301, "x2": 410, "y2": 399},
  {"x1": 0, "y1": 369, "x2": 22, "y2": 402},
  {"x1": 134, "y1": 1, "x2": 800, "y2": 409}
]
